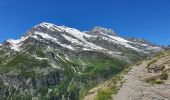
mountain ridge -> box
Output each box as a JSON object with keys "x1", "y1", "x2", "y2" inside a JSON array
[
  {"x1": 2, "y1": 22, "x2": 162, "y2": 53},
  {"x1": 0, "y1": 22, "x2": 163, "y2": 100}
]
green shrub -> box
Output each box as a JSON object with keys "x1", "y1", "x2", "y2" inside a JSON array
[
  {"x1": 160, "y1": 71, "x2": 169, "y2": 80},
  {"x1": 95, "y1": 86, "x2": 118, "y2": 100},
  {"x1": 144, "y1": 72, "x2": 168, "y2": 84},
  {"x1": 95, "y1": 88, "x2": 114, "y2": 100},
  {"x1": 144, "y1": 76, "x2": 161, "y2": 84},
  {"x1": 147, "y1": 59, "x2": 157, "y2": 69}
]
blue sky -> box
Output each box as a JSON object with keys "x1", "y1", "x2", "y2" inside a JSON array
[{"x1": 0, "y1": 0, "x2": 170, "y2": 45}]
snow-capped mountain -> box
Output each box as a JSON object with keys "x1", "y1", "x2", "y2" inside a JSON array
[
  {"x1": 0, "y1": 22, "x2": 163, "y2": 100},
  {"x1": 5, "y1": 22, "x2": 162, "y2": 56}
]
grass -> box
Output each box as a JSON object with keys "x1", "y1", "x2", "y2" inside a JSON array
[
  {"x1": 0, "y1": 50, "x2": 4, "y2": 55},
  {"x1": 66, "y1": 57, "x2": 128, "y2": 100},
  {"x1": 144, "y1": 75, "x2": 164, "y2": 84},
  {"x1": 145, "y1": 51, "x2": 169, "y2": 85},
  {"x1": 146, "y1": 59, "x2": 157, "y2": 69},
  {"x1": 35, "y1": 47, "x2": 46, "y2": 58},
  {"x1": 0, "y1": 52, "x2": 50, "y2": 73},
  {"x1": 94, "y1": 87, "x2": 117, "y2": 100},
  {"x1": 144, "y1": 71, "x2": 169, "y2": 84},
  {"x1": 72, "y1": 55, "x2": 129, "y2": 99},
  {"x1": 93, "y1": 65, "x2": 133, "y2": 100}
]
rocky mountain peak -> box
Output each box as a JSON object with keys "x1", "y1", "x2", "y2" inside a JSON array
[
  {"x1": 2, "y1": 22, "x2": 163, "y2": 54},
  {"x1": 34, "y1": 22, "x2": 80, "y2": 33},
  {"x1": 90, "y1": 26, "x2": 117, "y2": 36}
]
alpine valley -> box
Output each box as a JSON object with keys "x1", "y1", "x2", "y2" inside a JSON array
[{"x1": 0, "y1": 22, "x2": 163, "y2": 100}]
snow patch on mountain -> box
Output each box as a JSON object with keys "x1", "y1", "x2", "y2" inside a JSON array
[
  {"x1": 4, "y1": 22, "x2": 162, "y2": 54},
  {"x1": 37, "y1": 22, "x2": 161, "y2": 53},
  {"x1": 37, "y1": 23, "x2": 117, "y2": 53},
  {"x1": 62, "y1": 33, "x2": 107, "y2": 51},
  {"x1": 146, "y1": 46, "x2": 163, "y2": 51},
  {"x1": 33, "y1": 31, "x2": 75, "y2": 50},
  {"x1": 71, "y1": 66, "x2": 77, "y2": 74},
  {"x1": 51, "y1": 63, "x2": 62, "y2": 70},
  {"x1": 58, "y1": 26, "x2": 91, "y2": 40},
  {"x1": 56, "y1": 53, "x2": 67, "y2": 63},
  {"x1": 6, "y1": 36, "x2": 29, "y2": 51},
  {"x1": 37, "y1": 22, "x2": 63, "y2": 32},
  {"x1": 34, "y1": 55, "x2": 47, "y2": 60},
  {"x1": 62, "y1": 34, "x2": 84, "y2": 45},
  {"x1": 98, "y1": 32, "x2": 141, "y2": 51}
]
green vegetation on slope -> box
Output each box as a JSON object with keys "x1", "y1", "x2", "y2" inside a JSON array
[{"x1": 0, "y1": 48, "x2": 146, "y2": 100}]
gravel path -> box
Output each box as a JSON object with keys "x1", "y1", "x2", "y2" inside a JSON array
[{"x1": 114, "y1": 60, "x2": 170, "y2": 100}]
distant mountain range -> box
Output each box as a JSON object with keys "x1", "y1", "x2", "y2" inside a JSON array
[{"x1": 0, "y1": 22, "x2": 163, "y2": 99}]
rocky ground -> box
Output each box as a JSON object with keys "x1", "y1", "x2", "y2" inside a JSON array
[{"x1": 114, "y1": 51, "x2": 170, "y2": 100}]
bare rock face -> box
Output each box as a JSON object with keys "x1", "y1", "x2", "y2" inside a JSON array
[{"x1": 87, "y1": 26, "x2": 117, "y2": 36}]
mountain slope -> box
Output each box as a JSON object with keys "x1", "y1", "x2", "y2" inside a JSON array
[
  {"x1": 0, "y1": 22, "x2": 162, "y2": 100},
  {"x1": 84, "y1": 49, "x2": 170, "y2": 100},
  {"x1": 113, "y1": 49, "x2": 170, "y2": 100}
]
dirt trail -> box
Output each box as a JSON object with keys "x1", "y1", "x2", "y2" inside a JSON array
[
  {"x1": 114, "y1": 60, "x2": 170, "y2": 100},
  {"x1": 84, "y1": 51, "x2": 170, "y2": 100}
]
